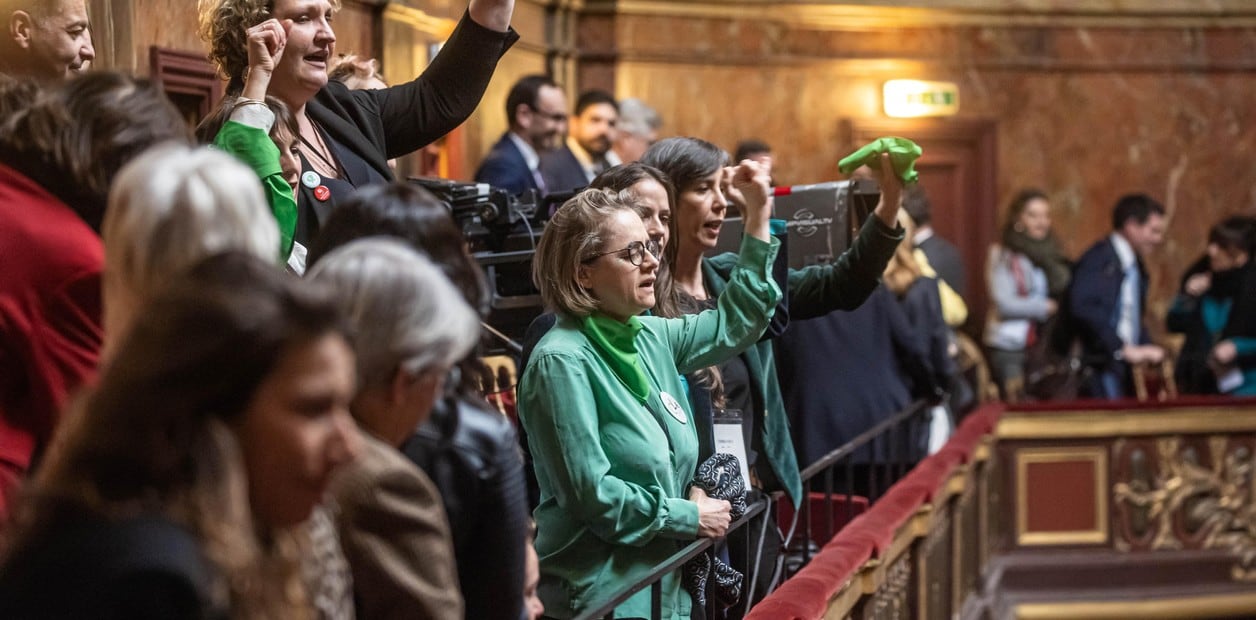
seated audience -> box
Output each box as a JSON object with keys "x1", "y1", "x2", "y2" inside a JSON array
[
  {"x1": 0, "y1": 252, "x2": 360, "y2": 617},
  {"x1": 0, "y1": 71, "x2": 188, "y2": 519},
  {"x1": 518, "y1": 184, "x2": 782, "y2": 618},
  {"x1": 476, "y1": 74, "x2": 568, "y2": 196},
  {"x1": 984, "y1": 189, "x2": 1065, "y2": 399},
  {"x1": 198, "y1": 0, "x2": 518, "y2": 245},
  {"x1": 309, "y1": 238, "x2": 481, "y2": 619},
  {"x1": 1167, "y1": 216, "x2": 1256, "y2": 395},
  {"x1": 1062, "y1": 193, "x2": 1167, "y2": 399},
  {"x1": 309, "y1": 182, "x2": 531, "y2": 620}
]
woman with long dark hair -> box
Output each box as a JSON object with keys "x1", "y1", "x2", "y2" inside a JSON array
[{"x1": 0, "y1": 253, "x2": 359, "y2": 618}]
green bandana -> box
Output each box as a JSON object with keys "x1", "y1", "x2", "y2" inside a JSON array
[
  {"x1": 838, "y1": 136, "x2": 923, "y2": 184},
  {"x1": 581, "y1": 313, "x2": 651, "y2": 403}
]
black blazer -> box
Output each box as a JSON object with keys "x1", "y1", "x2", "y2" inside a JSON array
[
  {"x1": 1064, "y1": 236, "x2": 1151, "y2": 366},
  {"x1": 539, "y1": 145, "x2": 591, "y2": 196},
  {"x1": 297, "y1": 12, "x2": 519, "y2": 244},
  {"x1": 403, "y1": 396, "x2": 529, "y2": 620},
  {"x1": 0, "y1": 514, "x2": 221, "y2": 619},
  {"x1": 474, "y1": 133, "x2": 537, "y2": 196},
  {"x1": 917, "y1": 234, "x2": 967, "y2": 299}
]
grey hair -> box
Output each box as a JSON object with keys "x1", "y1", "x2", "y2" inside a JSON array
[
  {"x1": 307, "y1": 237, "x2": 481, "y2": 387},
  {"x1": 616, "y1": 98, "x2": 662, "y2": 138},
  {"x1": 102, "y1": 143, "x2": 279, "y2": 354}
]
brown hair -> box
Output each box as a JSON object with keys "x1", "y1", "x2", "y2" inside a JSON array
[
  {"x1": 0, "y1": 71, "x2": 191, "y2": 232},
  {"x1": 197, "y1": 0, "x2": 343, "y2": 93},
  {"x1": 195, "y1": 95, "x2": 300, "y2": 147},
  {"x1": 8, "y1": 252, "x2": 346, "y2": 619},
  {"x1": 533, "y1": 189, "x2": 637, "y2": 319}
]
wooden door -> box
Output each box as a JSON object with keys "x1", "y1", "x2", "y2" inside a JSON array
[{"x1": 844, "y1": 118, "x2": 998, "y2": 337}]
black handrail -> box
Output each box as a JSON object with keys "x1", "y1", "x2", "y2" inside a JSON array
[
  {"x1": 798, "y1": 399, "x2": 928, "y2": 481},
  {"x1": 567, "y1": 399, "x2": 932, "y2": 619},
  {"x1": 573, "y1": 497, "x2": 770, "y2": 620}
]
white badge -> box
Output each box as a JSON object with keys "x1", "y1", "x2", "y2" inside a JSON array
[
  {"x1": 301, "y1": 170, "x2": 321, "y2": 189},
  {"x1": 660, "y1": 392, "x2": 687, "y2": 424}
]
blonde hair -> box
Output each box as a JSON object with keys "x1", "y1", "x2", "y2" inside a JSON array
[
  {"x1": 883, "y1": 209, "x2": 923, "y2": 296},
  {"x1": 533, "y1": 189, "x2": 638, "y2": 319},
  {"x1": 102, "y1": 144, "x2": 279, "y2": 358}
]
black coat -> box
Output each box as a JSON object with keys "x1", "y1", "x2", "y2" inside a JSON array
[
  {"x1": 0, "y1": 514, "x2": 221, "y2": 619},
  {"x1": 775, "y1": 286, "x2": 933, "y2": 467},
  {"x1": 297, "y1": 13, "x2": 518, "y2": 245},
  {"x1": 402, "y1": 396, "x2": 529, "y2": 620},
  {"x1": 474, "y1": 133, "x2": 539, "y2": 196},
  {"x1": 538, "y1": 145, "x2": 591, "y2": 196},
  {"x1": 917, "y1": 234, "x2": 967, "y2": 299}
]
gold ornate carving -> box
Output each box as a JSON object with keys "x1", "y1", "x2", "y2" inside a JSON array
[{"x1": 1113, "y1": 436, "x2": 1256, "y2": 581}]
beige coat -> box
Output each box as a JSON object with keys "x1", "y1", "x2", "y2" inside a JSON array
[{"x1": 329, "y1": 432, "x2": 463, "y2": 620}]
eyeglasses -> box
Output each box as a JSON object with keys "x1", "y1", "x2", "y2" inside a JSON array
[
  {"x1": 526, "y1": 104, "x2": 568, "y2": 124},
  {"x1": 583, "y1": 239, "x2": 661, "y2": 267}
]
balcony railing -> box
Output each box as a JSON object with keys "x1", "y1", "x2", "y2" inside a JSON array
[{"x1": 572, "y1": 399, "x2": 934, "y2": 620}]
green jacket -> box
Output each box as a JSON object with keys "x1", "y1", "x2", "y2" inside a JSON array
[
  {"x1": 519, "y1": 235, "x2": 781, "y2": 619},
  {"x1": 702, "y1": 216, "x2": 903, "y2": 506},
  {"x1": 212, "y1": 120, "x2": 297, "y2": 261}
]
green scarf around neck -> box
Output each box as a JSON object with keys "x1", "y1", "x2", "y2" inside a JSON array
[{"x1": 581, "y1": 313, "x2": 651, "y2": 403}]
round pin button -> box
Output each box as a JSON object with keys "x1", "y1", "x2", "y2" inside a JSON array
[
  {"x1": 301, "y1": 170, "x2": 320, "y2": 189},
  {"x1": 313, "y1": 185, "x2": 331, "y2": 201}
]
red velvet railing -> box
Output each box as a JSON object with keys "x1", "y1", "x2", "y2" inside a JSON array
[{"x1": 746, "y1": 404, "x2": 1005, "y2": 620}]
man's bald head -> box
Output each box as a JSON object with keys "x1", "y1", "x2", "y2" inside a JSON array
[{"x1": 1, "y1": 0, "x2": 95, "y2": 81}]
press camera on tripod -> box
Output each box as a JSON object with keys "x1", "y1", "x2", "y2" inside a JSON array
[{"x1": 409, "y1": 177, "x2": 574, "y2": 346}]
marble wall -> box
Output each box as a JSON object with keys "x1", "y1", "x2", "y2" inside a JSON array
[{"x1": 589, "y1": 3, "x2": 1256, "y2": 336}]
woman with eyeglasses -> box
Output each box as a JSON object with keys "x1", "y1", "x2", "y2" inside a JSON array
[{"x1": 518, "y1": 162, "x2": 779, "y2": 619}]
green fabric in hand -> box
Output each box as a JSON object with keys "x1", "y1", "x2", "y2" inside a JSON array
[{"x1": 838, "y1": 136, "x2": 923, "y2": 184}]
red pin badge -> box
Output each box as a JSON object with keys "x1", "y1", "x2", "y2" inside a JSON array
[{"x1": 313, "y1": 185, "x2": 331, "y2": 201}]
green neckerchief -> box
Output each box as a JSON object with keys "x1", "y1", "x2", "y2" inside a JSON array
[
  {"x1": 837, "y1": 136, "x2": 923, "y2": 184},
  {"x1": 582, "y1": 313, "x2": 651, "y2": 403}
]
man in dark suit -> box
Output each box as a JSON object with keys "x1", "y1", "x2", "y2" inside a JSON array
[
  {"x1": 1064, "y1": 193, "x2": 1167, "y2": 399},
  {"x1": 540, "y1": 89, "x2": 620, "y2": 195},
  {"x1": 474, "y1": 74, "x2": 567, "y2": 196},
  {"x1": 902, "y1": 185, "x2": 967, "y2": 299}
]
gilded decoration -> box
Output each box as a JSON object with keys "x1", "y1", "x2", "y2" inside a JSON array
[{"x1": 1113, "y1": 436, "x2": 1256, "y2": 581}]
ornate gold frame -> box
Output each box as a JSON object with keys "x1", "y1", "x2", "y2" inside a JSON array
[{"x1": 1015, "y1": 447, "x2": 1109, "y2": 546}]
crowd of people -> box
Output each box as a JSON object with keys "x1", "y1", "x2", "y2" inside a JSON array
[{"x1": 1, "y1": 0, "x2": 1254, "y2": 619}]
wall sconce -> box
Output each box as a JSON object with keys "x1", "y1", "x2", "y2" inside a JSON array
[{"x1": 883, "y1": 80, "x2": 960, "y2": 118}]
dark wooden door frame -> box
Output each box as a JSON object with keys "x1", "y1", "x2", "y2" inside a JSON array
[{"x1": 843, "y1": 117, "x2": 999, "y2": 336}]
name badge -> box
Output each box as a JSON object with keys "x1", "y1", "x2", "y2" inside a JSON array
[
  {"x1": 713, "y1": 409, "x2": 752, "y2": 488},
  {"x1": 660, "y1": 392, "x2": 687, "y2": 424}
]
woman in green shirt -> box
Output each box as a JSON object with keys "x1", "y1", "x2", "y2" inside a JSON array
[{"x1": 519, "y1": 161, "x2": 779, "y2": 619}]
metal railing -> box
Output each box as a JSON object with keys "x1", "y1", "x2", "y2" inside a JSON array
[
  {"x1": 785, "y1": 399, "x2": 931, "y2": 567},
  {"x1": 571, "y1": 399, "x2": 932, "y2": 619},
  {"x1": 573, "y1": 498, "x2": 770, "y2": 620}
]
